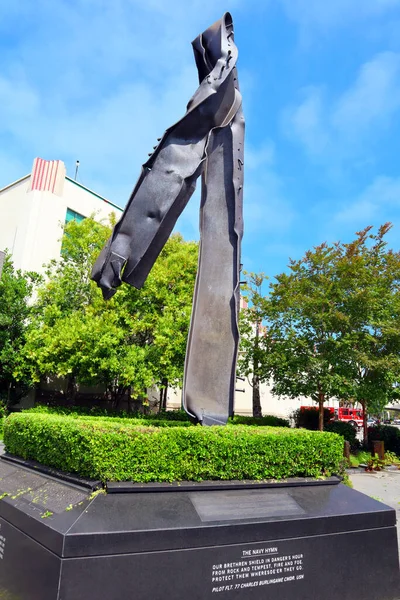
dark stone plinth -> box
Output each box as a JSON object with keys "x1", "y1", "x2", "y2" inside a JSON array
[
  {"x1": 106, "y1": 475, "x2": 341, "y2": 493},
  {"x1": 0, "y1": 460, "x2": 398, "y2": 600},
  {"x1": 2, "y1": 452, "x2": 102, "y2": 490}
]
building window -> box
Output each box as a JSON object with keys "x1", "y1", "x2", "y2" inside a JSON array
[
  {"x1": 62, "y1": 208, "x2": 85, "y2": 255},
  {"x1": 65, "y1": 208, "x2": 85, "y2": 225}
]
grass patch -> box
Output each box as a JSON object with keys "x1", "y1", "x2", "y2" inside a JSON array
[
  {"x1": 4, "y1": 412, "x2": 344, "y2": 483},
  {"x1": 349, "y1": 450, "x2": 372, "y2": 467}
]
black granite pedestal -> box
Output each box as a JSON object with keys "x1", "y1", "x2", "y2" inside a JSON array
[{"x1": 0, "y1": 457, "x2": 398, "y2": 600}]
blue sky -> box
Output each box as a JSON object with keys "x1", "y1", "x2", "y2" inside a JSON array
[{"x1": 2, "y1": 0, "x2": 400, "y2": 280}]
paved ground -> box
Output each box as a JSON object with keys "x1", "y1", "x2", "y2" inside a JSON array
[{"x1": 350, "y1": 467, "x2": 400, "y2": 557}]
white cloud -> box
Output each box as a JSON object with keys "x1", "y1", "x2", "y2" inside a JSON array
[
  {"x1": 283, "y1": 87, "x2": 328, "y2": 156},
  {"x1": 0, "y1": 152, "x2": 27, "y2": 189},
  {"x1": 284, "y1": 52, "x2": 400, "y2": 163},
  {"x1": 244, "y1": 172, "x2": 294, "y2": 235},
  {"x1": 333, "y1": 52, "x2": 400, "y2": 137},
  {"x1": 175, "y1": 141, "x2": 290, "y2": 243},
  {"x1": 0, "y1": 74, "x2": 40, "y2": 124},
  {"x1": 280, "y1": 0, "x2": 400, "y2": 31},
  {"x1": 334, "y1": 176, "x2": 400, "y2": 225},
  {"x1": 246, "y1": 141, "x2": 275, "y2": 170},
  {"x1": 0, "y1": 68, "x2": 198, "y2": 200}
]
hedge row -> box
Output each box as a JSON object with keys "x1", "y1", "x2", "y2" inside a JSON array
[
  {"x1": 26, "y1": 406, "x2": 289, "y2": 427},
  {"x1": 25, "y1": 408, "x2": 193, "y2": 428},
  {"x1": 292, "y1": 407, "x2": 334, "y2": 430},
  {"x1": 26, "y1": 405, "x2": 190, "y2": 421},
  {"x1": 230, "y1": 415, "x2": 290, "y2": 427},
  {"x1": 4, "y1": 413, "x2": 344, "y2": 482},
  {"x1": 324, "y1": 421, "x2": 358, "y2": 448},
  {"x1": 368, "y1": 425, "x2": 400, "y2": 456}
]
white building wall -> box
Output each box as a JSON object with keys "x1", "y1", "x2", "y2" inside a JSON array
[
  {"x1": 234, "y1": 377, "x2": 311, "y2": 419},
  {"x1": 63, "y1": 178, "x2": 121, "y2": 224},
  {"x1": 0, "y1": 158, "x2": 123, "y2": 274},
  {"x1": 0, "y1": 178, "x2": 30, "y2": 261},
  {"x1": 15, "y1": 188, "x2": 67, "y2": 273},
  {"x1": 165, "y1": 379, "x2": 342, "y2": 420}
]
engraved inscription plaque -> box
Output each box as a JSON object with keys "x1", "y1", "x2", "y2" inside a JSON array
[{"x1": 190, "y1": 490, "x2": 305, "y2": 522}]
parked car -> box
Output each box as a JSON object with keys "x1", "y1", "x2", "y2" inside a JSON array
[
  {"x1": 367, "y1": 418, "x2": 377, "y2": 427},
  {"x1": 393, "y1": 418, "x2": 400, "y2": 425}
]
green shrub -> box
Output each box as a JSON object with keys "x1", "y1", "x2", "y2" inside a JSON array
[
  {"x1": 4, "y1": 413, "x2": 344, "y2": 483},
  {"x1": 230, "y1": 415, "x2": 290, "y2": 427},
  {"x1": 353, "y1": 450, "x2": 372, "y2": 466},
  {"x1": 30, "y1": 413, "x2": 193, "y2": 428},
  {"x1": 383, "y1": 450, "x2": 400, "y2": 466},
  {"x1": 292, "y1": 407, "x2": 333, "y2": 430},
  {"x1": 26, "y1": 406, "x2": 290, "y2": 427},
  {"x1": 325, "y1": 421, "x2": 357, "y2": 448},
  {"x1": 26, "y1": 405, "x2": 190, "y2": 421},
  {"x1": 368, "y1": 425, "x2": 400, "y2": 456},
  {"x1": 24, "y1": 404, "x2": 290, "y2": 427},
  {"x1": 0, "y1": 402, "x2": 9, "y2": 439},
  {"x1": 155, "y1": 410, "x2": 190, "y2": 421}
]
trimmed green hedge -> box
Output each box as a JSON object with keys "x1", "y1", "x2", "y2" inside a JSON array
[
  {"x1": 325, "y1": 421, "x2": 358, "y2": 448},
  {"x1": 4, "y1": 413, "x2": 344, "y2": 482},
  {"x1": 230, "y1": 415, "x2": 290, "y2": 427},
  {"x1": 25, "y1": 405, "x2": 190, "y2": 421},
  {"x1": 368, "y1": 425, "x2": 400, "y2": 456},
  {"x1": 26, "y1": 406, "x2": 289, "y2": 427},
  {"x1": 24, "y1": 409, "x2": 193, "y2": 428},
  {"x1": 292, "y1": 407, "x2": 333, "y2": 430}
]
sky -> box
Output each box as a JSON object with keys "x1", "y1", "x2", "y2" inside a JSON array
[{"x1": 2, "y1": 0, "x2": 400, "y2": 280}]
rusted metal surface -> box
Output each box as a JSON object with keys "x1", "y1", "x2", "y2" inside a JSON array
[{"x1": 92, "y1": 13, "x2": 244, "y2": 425}]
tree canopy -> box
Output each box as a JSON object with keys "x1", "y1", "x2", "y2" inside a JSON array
[
  {"x1": 0, "y1": 253, "x2": 40, "y2": 405},
  {"x1": 238, "y1": 272, "x2": 268, "y2": 417},
  {"x1": 255, "y1": 224, "x2": 400, "y2": 436},
  {"x1": 16, "y1": 217, "x2": 198, "y2": 407}
]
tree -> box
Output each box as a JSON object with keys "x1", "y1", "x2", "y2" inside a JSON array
[
  {"x1": 0, "y1": 253, "x2": 39, "y2": 405},
  {"x1": 329, "y1": 224, "x2": 400, "y2": 442},
  {"x1": 238, "y1": 272, "x2": 268, "y2": 418},
  {"x1": 16, "y1": 216, "x2": 115, "y2": 402},
  {"x1": 257, "y1": 224, "x2": 400, "y2": 436},
  {"x1": 124, "y1": 233, "x2": 199, "y2": 407},
  {"x1": 259, "y1": 246, "x2": 347, "y2": 431},
  {"x1": 17, "y1": 217, "x2": 198, "y2": 407}
]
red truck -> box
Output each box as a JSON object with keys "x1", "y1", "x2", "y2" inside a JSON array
[{"x1": 300, "y1": 406, "x2": 364, "y2": 428}]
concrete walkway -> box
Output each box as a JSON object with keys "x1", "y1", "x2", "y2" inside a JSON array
[{"x1": 350, "y1": 467, "x2": 400, "y2": 557}]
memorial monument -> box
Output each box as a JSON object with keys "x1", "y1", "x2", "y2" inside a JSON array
[
  {"x1": 92, "y1": 11, "x2": 244, "y2": 426},
  {"x1": 0, "y1": 13, "x2": 398, "y2": 600}
]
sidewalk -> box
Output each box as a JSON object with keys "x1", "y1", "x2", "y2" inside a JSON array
[{"x1": 350, "y1": 467, "x2": 400, "y2": 557}]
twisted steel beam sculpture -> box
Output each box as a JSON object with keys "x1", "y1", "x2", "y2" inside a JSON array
[{"x1": 92, "y1": 12, "x2": 244, "y2": 425}]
